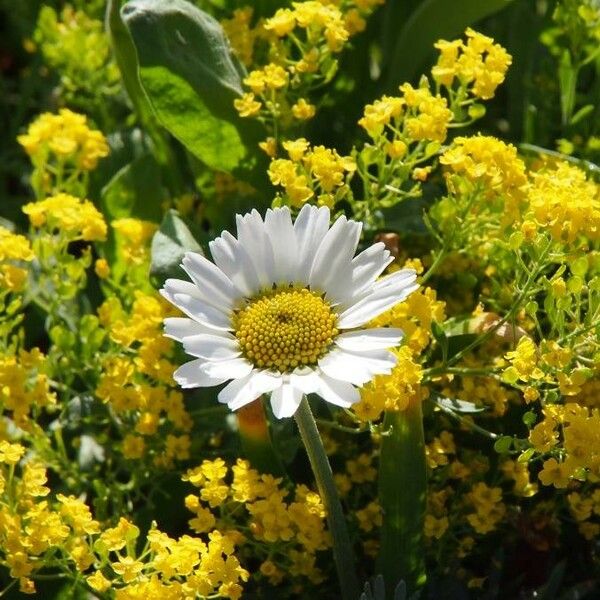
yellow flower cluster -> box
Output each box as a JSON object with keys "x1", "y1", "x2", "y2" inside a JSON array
[
  {"x1": 33, "y1": 6, "x2": 120, "y2": 98},
  {"x1": 536, "y1": 403, "x2": 600, "y2": 487},
  {"x1": 112, "y1": 218, "x2": 158, "y2": 266},
  {"x1": 234, "y1": 0, "x2": 382, "y2": 130},
  {"x1": 23, "y1": 193, "x2": 107, "y2": 242},
  {"x1": 268, "y1": 139, "x2": 356, "y2": 207},
  {"x1": 0, "y1": 227, "x2": 34, "y2": 292},
  {"x1": 526, "y1": 162, "x2": 600, "y2": 244},
  {"x1": 567, "y1": 490, "x2": 600, "y2": 540},
  {"x1": 221, "y1": 7, "x2": 261, "y2": 67},
  {"x1": 184, "y1": 458, "x2": 330, "y2": 585},
  {"x1": 265, "y1": 2, "x2": 349, "y2": 52},
  {"x1": 432, "y1": 28, "x2": 512, "y2": 99},
  {"x1": 503, "y1": 337, "x2": 544, "y2": 384},
  {"x1": 359, "y1": 83, "x2": 452, "y2": 143},
  {"x1": 96, "y1": 292, "x2": 192, "y2": 465},
  {"x1": 501, "y1": 459, "x2": 538, "y2": 497},
  {"x1": 354, "y1": 346, "x2": 423, "y2": 421},
  {"x1": 440, "y1": 134, "x2": 528, "y2": 218},
  {"x1": 0, "y1": 349, "x2": 56, "y2": 427},
  {"x1": 0, "y1": 448, "x2": 248, "y2": 598},
  {"x1": 371, "y1": 285, "x2": 446, "y2": 354},
  {"x1": 426, "y1": 431, "x2": 456, "y2": 469},
  {"x1": 465, "y1": 482, "x2": 506, "y2": 534},
  {"x1": 18, "y1": 109, "x2": 109, "y2": 171}
]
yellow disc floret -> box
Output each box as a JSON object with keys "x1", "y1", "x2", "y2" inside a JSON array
[{"x1": 234, "y1": 288, "x2": 338, "y2": 372}]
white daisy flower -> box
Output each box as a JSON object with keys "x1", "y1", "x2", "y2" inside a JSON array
[{"x1": 161, "y1": 205, "x2": 418, "y2": 419}]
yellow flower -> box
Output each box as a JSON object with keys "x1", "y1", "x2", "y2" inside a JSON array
[
  {"x1": 87, "y1": 571, "x2": 112, "y2": 593},
  {"x1": 122, "y1": 434, "x2": 146, "y2": 459},
  {"x1": 283, "y1": 138, "x2": 310, "y2": 162},
  {"x1": 264, "y1": 8, "x2": 296, "y2": 37},
  {"x1": 111, "y1": 218, "x2": 157, "y2": 265},
  {"x1": 538, "y1": 458, "x2": 571, "y2": 488},
  {"x1": 234, "y1": 93, "x2": 262, "y2": 118},
  {"x1": 424, "y1": 514, "x2": 449, "y2": 539},
  {"x1": 292, "y1": 98, "x2": 316, "y2": 120},
  {"x1": 94, "y1": 258, "x2": 110, "y2": 279}
]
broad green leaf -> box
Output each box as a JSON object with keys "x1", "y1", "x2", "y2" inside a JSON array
[
  {"x1": 383, "y1": 0, "x2": 517, "y2": 90},
  {"x1": 150, "y1": 210, "x2": 203, "y2": 287},
  {"x1": 106, "y1": 0, "x2": 154, "y2": 122},
  {"x1": 121, "y1": 0, "x2": 266, "y2": 181},
  {"x1": 101, "y1": 153, "x2": 164, "y2": 222}
]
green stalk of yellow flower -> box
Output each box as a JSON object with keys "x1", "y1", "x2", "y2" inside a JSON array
[
  {"x1": 295, "y1": 397, "x2": 359, "y2": 600},
  {"x1": 377, "y1": 396, "x2": 427, "y2": 595},
  {"x1": 236, "y1": 398, "x2": 285, "y2": 477}
]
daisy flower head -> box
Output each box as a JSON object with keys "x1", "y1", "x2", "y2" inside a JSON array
[{"x1": 161, "y1": 205, "x2": 418, "y2": 418}]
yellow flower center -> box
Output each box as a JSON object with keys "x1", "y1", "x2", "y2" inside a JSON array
[{"x1": 234, "y1": 288, "x2": 338, "y2": 372}]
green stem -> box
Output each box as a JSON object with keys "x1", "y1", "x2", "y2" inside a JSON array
[
  {"x1": 294, "y1": 397, "x2": 358, "y2": 600},
  {"x1": 377, "y1": 399, "x2": 427, "y2": 596}
]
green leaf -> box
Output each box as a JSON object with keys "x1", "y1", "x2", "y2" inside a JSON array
[
  {"x1": 558, "y1": 50, "x2": 578, "y2": 126},
  {"x1": 106, "y1": 0, "x2": 154, "y2": 122},
  {"x1": 121, "y1": 0, "x2": 267, "y2": 181},
  {"x1": 494, "y1": 435, "x2": 513, "y2": 454},
  {"x1": 383, "y1": 0, "x2": 517, "y2": 90},
  {"x1": 570, "y1": 103, "x2": 594, "y2": 125},
  {"x1": 101, "y1": 153, "x2": 164, "y2": 223},
  {"x1": 150, "y1": 210, "x2": 203, "y2": 287}
]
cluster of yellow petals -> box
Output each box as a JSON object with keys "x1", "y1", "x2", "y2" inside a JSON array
[
  {"x1": 0, "y1": 349, "x2": 56, "y2": 427},
  {"x1": 0, "y1": 227, "x2": 35, "y2": 292},
  {"x1": 432, "y1": 27, "x2": 512, "y2": 99},
  {"x1": 184, "y1": 458, "x2": 330, "y2": 585},
  {"x1": 269, "y1": 139, "x2": 355, "y2": 207},
  {"x1": 359, "y1": 83, "x2": 452, "y2": 143},
  {"x1": 526, "y1": 162, "x2": 600, "y2": 244},
  {"x1": 465, "y1": 482, "x2": 506, "y2": 534},
  {"x1": 111, "y1": 218, "x2": 158, "y2": 265},
  {"x1": 23, "y1": 193, "x2": 107, "y2": 242},
  {"x1": 440, "y1": 134, "x2": 528, "y2": 217},
  {"x1": 96, "y1": 292, "x2": 192, "y2": 465},
  {"x1": 17, "y1": 108, "x2": 109, "y2": 170},
  {"x1": 536, "y1": 403, "x2": 600, "y2": 488},
  {"x1": 235, "y1": 288, "x2": 337, "y2": 371},
  {"x1": 265, "y1": 2, "x2": 349, "y2": 51},
  {"x1": 354, "y1": 346, "x2": 423, "y2": 421}
]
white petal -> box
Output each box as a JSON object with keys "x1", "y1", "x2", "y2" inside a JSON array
[
  {"x1": 335, "y1": 328, "x2": 404, "y2": 351},
  {"x1": 183, "y1": 333, "x2": 241, "y2": 361},
  {"x1": 315, "y1": 374, "x2": 360, "y2": 408},
  {"x1": 294, "y1": 204, "x2": 330, "y2": 282},
  {"x1": 270, "y1": 383, "x2": 303, "y2": 418},
  {"x1": 209, "y1": 231, "x2": 261, "y2": 297},
  {"x1": 321, "y1": 243, "x2": 391, "y2": 306},
  {"x1": 345, "y1": 244, "x2": 394, "y2": 302},
  {"x1": 318, "y1": 348, "x2": 397, "y2": 386},
  {"x1": 164, "y1": 317, "x2": 215, "y2": 342},
  {"x1": 290, "y1": 369, "x2": 321, "y2": 395},
  {"x1": 173, "y1": 359, "x2": 229, "y2": 388},
  {"x1": 265, "y1": 207, "x2": 297, "y2": 284},
  {"x1": 218, "y1": 370, "x2": 282, "y2": 411},
  {"x1": 161, "y1": 290, "x2": 232, "y2": 330},
  {"x1": 235, "y1": 210, "x2": 276, "y2": 288},
  {"x1": 309, "y1": 216, "x2": 362, "y2": 294},
  {"x1": 202, "y1": 357, "x2": 253, "y2": 379},
  {"x1": 181, "y1": 252, "x2": 237, "y2": 310},
  {"x1": 337, "y1": 269, "x2": 418, "y2": 329}
]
